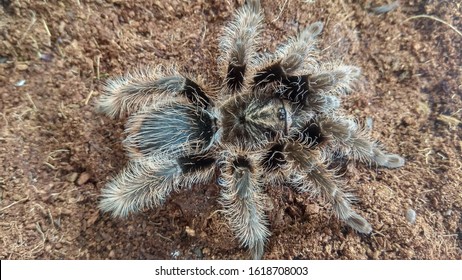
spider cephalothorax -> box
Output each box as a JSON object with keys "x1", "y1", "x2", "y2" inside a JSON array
[{"x1": 97, "y1": 0, "x2": 404, "y2": 259}]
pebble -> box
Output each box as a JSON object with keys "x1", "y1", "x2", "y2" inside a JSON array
[
  {"x1": 306, "y1": 203, "x2": 320, "y2": 214},
  {"x1": 66, "y1": 172, "x2": 79, "y2": 183},
  {"x1": 87, "y1": 211, "x2": 99, "y2": 226},
  {"x1": 40, "y1": 53, "x2": 54, "y2": 62},
  {"x1": 170, "y1": 250, "x2": 180, "y2": 258},
  {"x1": 405, "y1": 209, "x2": 416, "y2": 224},
  {"x1": 61, "y1": 208, "x2": 72, "y2": 216},
  {"x1": 25, "y1": 223, "x2": 36, "y2": 230},
  {"x1": 185, "y1": 226, "x2": 196, "y2": 237},
  {"x1": 202, "y1": 247, "x2": 210, "y2": 255},
  {"x1": 16, "y1": 63, "x2": 29, "y2": 70},
  {"x1": 15, "y1": 79, "x2": 26, "y2": 87},
  {"x1": 77, "y1": 172, "x2": 90, "y2": 185},
  {"x1": 192, "y1": 247, "x2": 203, "y2": 258},
  {"x1": 365, "y1": 116, "x2": 374, "y2": 130}
]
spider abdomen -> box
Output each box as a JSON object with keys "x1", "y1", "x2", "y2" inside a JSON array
[{"x1": 124, "y1": 104, "x2": 217, "y2": 158}]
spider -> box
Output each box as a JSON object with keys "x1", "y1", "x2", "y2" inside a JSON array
[{"x1": 97, "y1": 0, "x2": 405, "y2": 259}]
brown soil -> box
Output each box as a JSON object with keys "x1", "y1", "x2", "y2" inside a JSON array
[{"x1": 1, "y1": 0, "x2": 461, "y2": 260}]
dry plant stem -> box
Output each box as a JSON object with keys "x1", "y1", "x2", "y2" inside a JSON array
[
  {"x1": 0, "y1": 196, "x2": 29, "y2": 212},
  {"x1": 273, "y1": 0, "x2": 290, "y2": 22},
  {"x1": 17, "y1": 11, "x2": 37, "y2": 46},
  {"x1": 403, "y1": 15, "x2": 462, "y2": 37}
]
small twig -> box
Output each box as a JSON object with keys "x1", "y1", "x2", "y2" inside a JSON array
[
  {"x1": 18, "y1": 11, "x2": 37, "y2": 46},
  {"x1": 36, "y1": 222, "x2": 46, "y2": 241},
  {"x1": 200, "y1": 23, "x2": 207, "y2": 46},
  {"x1": 403, "y1": 15, "x2": 462, "y2": 37},
  {"x1": 424, "y1": 149, "x2": 432, "y2": 164},
  {"x1": 48, "y1": 149, "x2": 70, "y2": 158},
  {"x1": 0, "y1": 196, "x2": 29, "y2": 212},
  {"x1": 436, "y1": 152, "x2": 447, "y2": 160},
  {"x1": 95, "y1": 55, "x2": 101, "y2": 80},
  {"x1": 48, "y1": 209, "x2": 55, "y2": 229},
  {"x1": 441, "y1": 234, "x2": 458, "y2": 237},
  {"x1": 420, "y1": 189, "x2": 436, "y2": 194},
  {"x1": 437, "y1": 114, "x2": 461, "y2": 128},
  {"x1": 272, "y1": 0, "x2": 289, "y2": 22},
  {"x1": 59, "y1": 101, "x2": 67, "y2": 119},
  {"x1": 155, "y1": 232, "x2": 173, "y2": 242},
  {"x1": 44, "y1": 162, "x2": 57, "y2": 170},
  {"x1": 1, "y1": 112, "x2": 8, "y2": 131},
  {"x1": 372, "y1": 230, "x2": 386, "y2": 238},
  {"x1": 25, "y1": 93, "x2": 37, "y2": 110},
  {"x1": 206, "y1": 209, "x2": 223, "y2": 220},
  {"x1": 85, "y1": 90, "x2": 95, "y2": 105},
  {"x1": 41, "y1": 18, "x2": 52, "y2": 46}
]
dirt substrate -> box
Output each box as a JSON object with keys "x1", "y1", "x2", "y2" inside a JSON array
[{"x1": 0, "y1": 0, "x2": 461, "y2": 260}]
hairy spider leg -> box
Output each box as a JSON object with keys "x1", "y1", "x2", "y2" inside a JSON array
[
  {"x1": 285, "y1": 144, "x2": 372, "y2": 233},
  {"x1": 218, "y1": 148, "x2": 270, "y2": 259},
  {"x1": 97, "y1": 66, "x2": 213, "y2": 119},
  {"x1": 219, "y1": 0, "x2": 263, "y2": 93},
  {"x1": 308, "y1": 64, "x2": 361, "y2": 96},
  {"x1": 303, "y1": 64, "x2": 361, "y2": 113},
  {"x1": 319, "y1": 117, "x2": 405, "y2": 168},
  {"x1": 99, "y1": 154, "x2": 216, "y2": 218},
  {"x1": 278, "y1": 63, "x2": 360, "y2": 111}
]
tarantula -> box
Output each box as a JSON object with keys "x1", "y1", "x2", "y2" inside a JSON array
[{"x1": 97, "y1": 0, "x2": 404, "y2": 259}]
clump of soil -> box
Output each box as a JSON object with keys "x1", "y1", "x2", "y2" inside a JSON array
[{"x1": 0, "y1": 0, "x2": 460, "y2": 259}]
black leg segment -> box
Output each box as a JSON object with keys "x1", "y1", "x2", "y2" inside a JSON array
[
  {"x1": 178, "y1": 154, "x2": 216, "y2": 174},
  {"x1": 182, "y1": 78, "x2": 212, "y2": 108}
]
